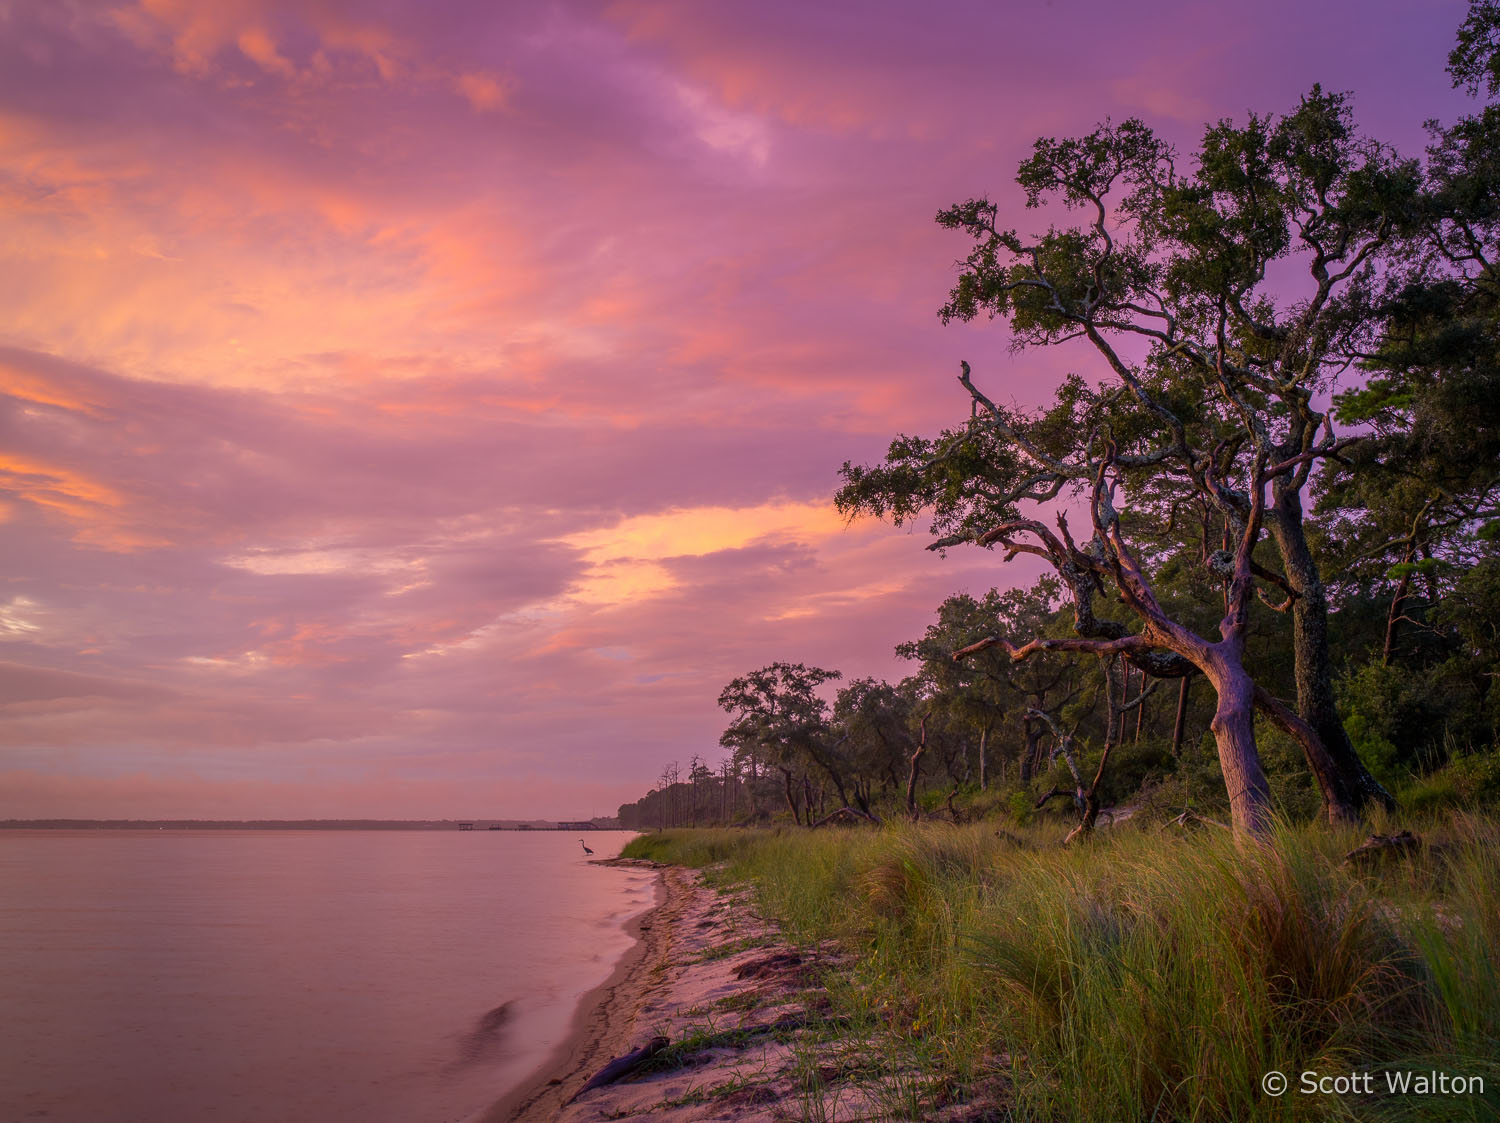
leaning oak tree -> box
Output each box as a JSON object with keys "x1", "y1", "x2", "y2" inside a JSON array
[{"x1": 841, "y1": 93, "x2": 1419, "y2": 830}]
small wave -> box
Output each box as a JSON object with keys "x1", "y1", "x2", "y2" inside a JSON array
[{"x1": 448, "y1": 1001, "x2": 513, "y2": 1070}]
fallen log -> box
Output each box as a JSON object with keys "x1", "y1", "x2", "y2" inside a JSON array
[
  {"x1": 567, "y1": 1036, "x2": 669, "y2": 1103},
  {"x1": 1163, "y1": 808, "x2": 1230, "y2": 832},
  {"x1": 809, "y1": 806, "x2": 881, "y2": 828},
  {"x1": 1343, "y1": 830, "x2": 1420, "y2": 868}
]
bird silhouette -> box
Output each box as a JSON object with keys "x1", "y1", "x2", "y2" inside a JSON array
[{"x1": 579, "y1": 839, "x2": 594, "y2": 855}]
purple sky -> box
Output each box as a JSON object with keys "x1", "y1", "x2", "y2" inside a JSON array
[{"x1": 0, "y1": 0, "x2": 1471, "y2": 819}]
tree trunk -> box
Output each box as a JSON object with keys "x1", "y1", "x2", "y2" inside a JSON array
[
  {"x1": 1252, "y1": 685, "x2": 1357, "y2": 825},
  {"x1": 780, "y1": 767, "x2": 800, "y2": 826},
  {"x1": 812, "y1": 755, "x2": 852, "y2": 811},
  {"x1": 905, "y1": 717, "x2": 927, "y2": 819},
  {"x1": 1116, "y1": 663, "x2": 1131, "y2": 744},
  {"x1": 1383, "y1": 538, "x2": 1417, "y2": 666},
  {"x1": 1067, "y1": 736, "x2": 1114, "y2": 844},
  {"x1": 852, "y1": 779, "x2": 874, "y2": 818},
  {"x1": 1172, "y1": 676, "x2": 1190, "y2": 756},
  {"x1": 1265, "y1": 493, "x2": 1394, "y2": 815},
  {"x1": 1065, "y1": 663, "x2": 1118, "y2": 843},
  {"x1": 1027, "y1": 706, "x2": 1086, "y2": 812},
  {"x1": 1019, "y1": 716, "x2": 1040, "y2": 785},
  {"x1": 1202, "y1": 652, "x2": 1275, "y2": 838},
  {"x1": 978, "y1": 724, "x2": 988, "y2": 791}
]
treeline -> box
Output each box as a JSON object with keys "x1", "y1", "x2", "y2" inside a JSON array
[
  {"x1": 620, "y1": 555, "x2": 1499, "y2": 834},
  {"x1": 623, "y1": 2, "x2": 1500, "y2": 837},
  {"x1": 617, "y1": 757, "x2": 754, "y2": 830}
]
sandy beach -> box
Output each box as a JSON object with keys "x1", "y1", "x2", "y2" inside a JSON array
[{"x1": 481, "y1": 859, "x2": 876, "y2": 1123}]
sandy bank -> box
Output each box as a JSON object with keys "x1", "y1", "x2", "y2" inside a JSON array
[{"x1": 481, "y1": 858, "x2": 881, "y2": 1123}]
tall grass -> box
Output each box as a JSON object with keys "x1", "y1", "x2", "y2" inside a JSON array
[{"x1": 623, "y1": 816, "x2": 1500, "y2": 1121}]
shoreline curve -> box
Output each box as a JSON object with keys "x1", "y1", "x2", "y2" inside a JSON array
[{"x1": 474, "y1": 859, "x2": 676, "y2": 1123}]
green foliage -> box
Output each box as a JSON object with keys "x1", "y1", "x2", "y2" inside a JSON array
[
  {"x1": 1340, "y1": 649, "x2": 1499, "y2": 782},
  {"x1": 1342, "y1": 662, "x2": 1446, "y2": 775},
  {"x1": 1004, "y1": 788, "x2": 1036, "y2": 825},
  {"x1": 1438, "y1": 560, "x2": 1500, "y2": 667},
  {"x1": 1451, "y1": 0, "x2": 1500, "y2": 96},
  {"x1": 1400, "y1": 751, "x2": 1500, "y2": 814},
  {"x1": 836, "y1": 427, "x2": 1028, "y2": 545}
]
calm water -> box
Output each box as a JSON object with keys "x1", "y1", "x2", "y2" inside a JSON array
[{"x1": 0, "y1": 829, "x2": 655, "y2": 1123}]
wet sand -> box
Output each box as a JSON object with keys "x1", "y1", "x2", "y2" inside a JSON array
[{"x1": 481, "y1": 859, "x2": 865, "y2": 1123}]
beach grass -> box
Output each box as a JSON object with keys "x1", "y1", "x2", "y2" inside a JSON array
[{"x1": 622, "y1": 814, "x2": 1500, "y2": 1121}]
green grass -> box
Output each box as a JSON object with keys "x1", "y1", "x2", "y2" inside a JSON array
[{"x1": 623, "y1": 815, "x2": 1500, "y2": 1121}]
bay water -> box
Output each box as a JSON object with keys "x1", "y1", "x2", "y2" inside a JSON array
[{"x1": 0, "y1": 829, "x2": 654, "y2": 1123}]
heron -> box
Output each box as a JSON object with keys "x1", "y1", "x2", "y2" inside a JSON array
[{"x1": 579, "y1": 839, "x2": 594, "y2": 855}]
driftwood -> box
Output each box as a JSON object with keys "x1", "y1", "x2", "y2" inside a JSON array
[
  {"x1": 1034, "y1": 786, "x2": 1077, "y2": 811},
  {"x1": 568, "y1": 1036, "x2": 669, "y2": 1102},
  {"x1": 655, "y1": 1012, "x2": 856, "y2": 1056},
  {"x1": 733, "y1": 952, "x2": 803, "y2": 980},
  {"x1": 1343, "y1": 830, "x2": 1421, "y2": 868},
  {"x1": 809, "y1": 806, "x2": 881, "y2": 828},
  {"x1": 1164, "y1": 808, "x2": 1230, "y2": 832}
]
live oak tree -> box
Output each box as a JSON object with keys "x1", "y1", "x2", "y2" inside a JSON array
[
  {"x1": 896, "y1": 580, "x2": 1085, "y2": 787},
  {"x1": 717, "y1": 662, "x2": 847, "y2": 826},
  {"x1": 831, "y1": 676, "x2": 918, "y2": 814},
  {"x1": 839, "y1": 90, "x2": 1430, "y2": 832}
]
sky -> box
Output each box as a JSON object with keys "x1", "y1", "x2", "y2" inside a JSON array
[{"x1": 0, "y1": 0, "x2": 1473, "y2": 820}]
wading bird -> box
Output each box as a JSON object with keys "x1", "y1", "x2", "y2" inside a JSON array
[{"x1": 579, "y1": 840, "x2": 594, "y2": 855}]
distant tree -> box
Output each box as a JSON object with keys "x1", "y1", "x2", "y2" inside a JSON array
[
  {"x1": 831, "y1": 677, "x2": 912, "y2": 813},
  {"x1": 897, "y1": 579, "x2": 1087, "y2": 786},
  {"x1": 717, "y1": 663, "x2": 844, "y2": 825}
]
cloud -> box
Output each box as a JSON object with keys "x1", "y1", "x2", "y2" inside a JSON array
[
  {"x1": 0, "y1": 0, "x2": 1469, "y2": 819},
  {"x1": 455, "y1": 70, "x2": 511, "y2": 112},
  {"x1": 557, "y1": 499, "x2": 843, "y2": 604}
]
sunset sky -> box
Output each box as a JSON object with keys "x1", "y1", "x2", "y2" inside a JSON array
[{"x1": 0, "y1": 0, "x2": 1470, "y2": 819}]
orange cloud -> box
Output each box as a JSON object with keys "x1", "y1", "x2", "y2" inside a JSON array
[
  {"x1": 0, "y1": 361, "x2": 108, "y2": 417},
  {"x1": 456, "y1": 72, "x2": 512, "y2": 113},
  {"x1": 236, "y1": 26, "x2": 296, "y2": 77},
  {"x1": 0, "y1": 454, "x2": 165, "y2": 551},
  {"x1": 558, "y1": 499, "x2": 846, "y2": 605}
]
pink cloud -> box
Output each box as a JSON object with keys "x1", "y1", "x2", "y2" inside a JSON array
[{"x1": 0, "y1": 0, "x2": 1473, "y2": 818}]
